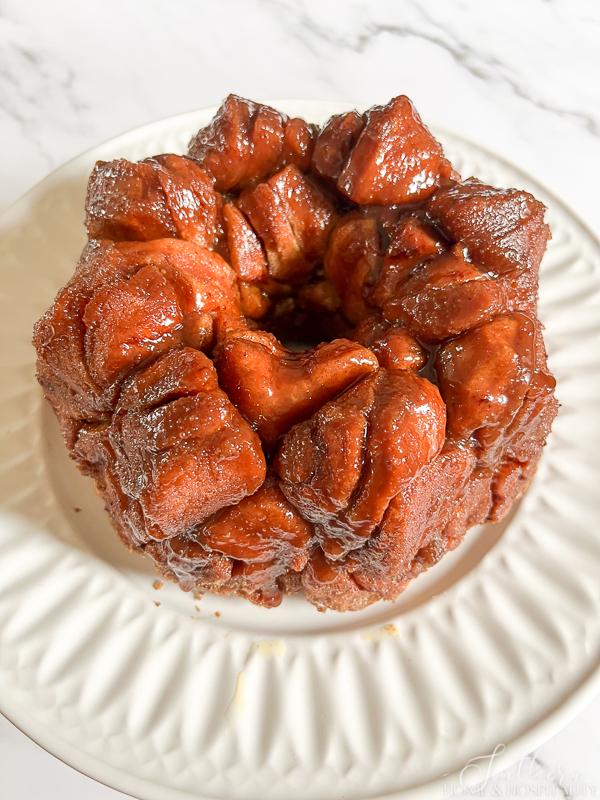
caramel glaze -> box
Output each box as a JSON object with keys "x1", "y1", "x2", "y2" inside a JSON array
[{"x1": 33, "y1": 94, "x2": 558, "y2": 610}]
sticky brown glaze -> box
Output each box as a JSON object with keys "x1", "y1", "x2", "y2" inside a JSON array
[
  {"x1": 382, "y1": 248, "x2": 506, "y2": 342},
  {"x1": 237, "y1": 164, "x2": 337, "y2": 282},
  {"x1": 98, "y1": 348, "x2": 266, "y2": 544},
  {"x1": 302, "y1": 548, "x2": 379, "y2": 612},
  {"x1": 426, "y1": 178, "x2": 550, "y2": 275},
  {"x1": 325, "y1": 210, "x2": 447, "y2": 325},
  {"x1": 436, "y1": 313, "x2": 536, "y2": 449},
  {"x1": 217, "y1": 329, "x2": 378, "y2": 446},
  {"x1": 324, "y1": 213, "x2": 381, "y2": 323},
  {"x1": 85, "y1": 154, "x2": 223, "y2": 248},
  {"x1": 296, "y1": 279, "x2": 341, "y2": 314},
  {"x1": 336, "y1": 96, "x2": 454, "y2": 205},
  {"x1": 367, "y1": 213, "x2": 446, "y2": 309},
  {"x1": 188, "y1": 94, "x2": 317, "y2": 192},
  {"x1": 352, "y1": 316, "x2": 427, "y2": 372},
  {"x1": 33, "y1": 239, "x2": 243, "y2": 445},
  {"x1": 222, "y1": 202, "x2": 268, "y2": 282},
  {"x1": 202, "y1": 477, "x2": 313, "y2": 606},
  {"x1": 34, "y1": 94, "x2": 558, "y2": 611},
  {"x1": 146, "y1": 476, "x2": 313, "y2": 607},
  {"x1": 311, "y1": 110, "x2": 365, "y2": 184},
  {"x1": 275, "y1": 370, "x2": 446, "y2": 557},
  {"x1": 349, "y1": 443, "x2": 478, "y2": 597}
]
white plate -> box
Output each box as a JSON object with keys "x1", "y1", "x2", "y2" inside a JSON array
[{"x1": 1, "y1": 101, "x2": 599, "y2": 800}]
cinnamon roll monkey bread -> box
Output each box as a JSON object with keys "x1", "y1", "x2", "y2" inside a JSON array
[{"x1": 33, "y1": 95, "x2": 557, "y2": 611}]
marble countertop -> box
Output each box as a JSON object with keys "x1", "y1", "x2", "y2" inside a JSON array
[{"x1": 1, "y1": 0, "x2": 599, "y2": 797}]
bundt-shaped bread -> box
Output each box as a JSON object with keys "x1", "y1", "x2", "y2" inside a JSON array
[{"x1": 34, "y1": 95, "x2": 558, "y2": 610}]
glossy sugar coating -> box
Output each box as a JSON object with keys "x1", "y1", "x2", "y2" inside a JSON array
[{"x1": 33, "y1": 94, "x2": 558, "y2": 610}]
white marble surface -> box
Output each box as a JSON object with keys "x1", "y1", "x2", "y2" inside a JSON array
[{"x1": 0, "y1": 0, "x2": 599, "y2": 797}]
